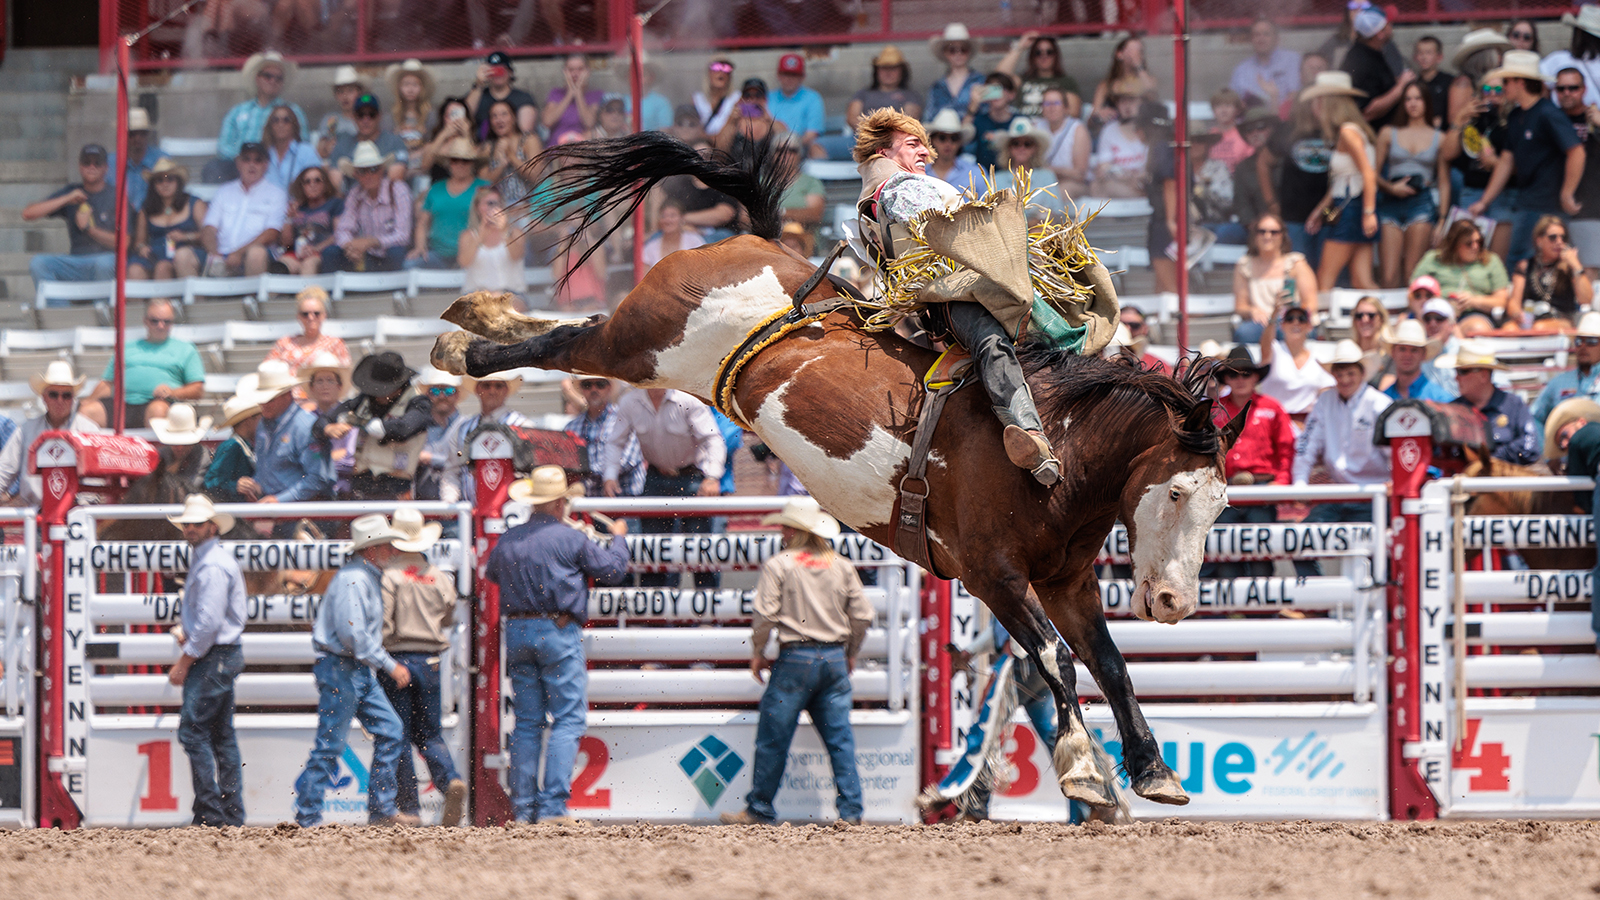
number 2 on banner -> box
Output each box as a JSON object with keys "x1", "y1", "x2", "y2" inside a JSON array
[
  {"x1": 569, "y1": 736, "x2": 611, "y2": 808},
  {"x1": 137, "y1": 740, "x2": 180, "y2": 811}
]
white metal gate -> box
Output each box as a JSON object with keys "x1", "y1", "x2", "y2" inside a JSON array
[{"x1": 0, "y1": 511, "x2": 37, "y2": 829}]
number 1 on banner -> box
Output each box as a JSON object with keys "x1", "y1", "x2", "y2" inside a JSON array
[
  {"x1": 569, "y1": 736, "x2": 611, "y2": 808},
  {"x1": 137, "y1": 740, "x2": 180, "y2": 811}
]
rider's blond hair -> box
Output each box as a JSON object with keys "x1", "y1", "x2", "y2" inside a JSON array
[{"x1": 852, "y1": 108, "x2": 935, "y2": 163}]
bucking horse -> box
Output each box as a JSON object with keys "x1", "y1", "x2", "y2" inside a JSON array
[{"x1": 432, "y1": 132, "x2": 1247, "y2": 810}]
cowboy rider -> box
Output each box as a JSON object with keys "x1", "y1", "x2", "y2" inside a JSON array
[{"x1": 854, "y1": 108, "x2": 1066, "y2": 485}]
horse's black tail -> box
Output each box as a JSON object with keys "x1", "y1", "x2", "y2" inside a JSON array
[{"x1": 521, "y1": 132, "x2": 792, "y2": 291}]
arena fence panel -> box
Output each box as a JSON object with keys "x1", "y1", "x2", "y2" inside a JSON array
[{"x1": 0, "y1": 511, "x2": 38, "y2": 829}]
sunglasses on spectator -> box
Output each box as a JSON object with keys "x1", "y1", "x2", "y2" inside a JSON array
[
  {"x1": 257, "y1": 71, "x2": 284, "y2": 82},
  {"x1": 708, "y1": 62, "x2": 734, "y2": 73},
  {"x1": 1557, "y1": 84, "x2": 1586, "y2": 93},
  {"x1": 1283, "y1": 313, "x2": 1310, "y2": 324},
  {"x1": 301, "y1": 175, "x2": 325, "y2": 184},
  {"x1": 1032, "y1": 46, "x2": 1057, "y2": 56},
  {"x1": 299, "y1": 309, "x2": 324, "y2": 318},
  {"x1": 355, "y1": 109, "x2": 380, "y2": 118},
  {"x1": 44, "y1": 391, "x2": 74, "y2": 401},
  {"x1": 1457, "y1": 367, "x2": 1490, "y2": 377},
  {"x1": 1422, "y1": 314, "x2": 1449, "y2": 324},
  {"x1": 1255, "y1": 227, "x2": 1283, "y2": 235},
  {"x1": 932, "y1": 133, "x2": 962, "y2": 142},
  {"x1": 579, "y1": 379, "x2": 611, "y2": 390},
  {"x1": 146, "y1": 317, "x2": 173, "y2": 326},
  {"x1": 1510, "y1": 30, "x2": 1535, "y2": 40},
  {"x1": 1464, "y1": 238, "x2": 1483, "y2": 247},
  {"x1": 355, "y1": 165, "x2": 382, "y2": 175},
  {"x1": 946, "y1": 44, "x2": 972, "y2": 55},
  {"x1": 428, "y1": 386, "x2": 458, "y2": 397},
  {"x1": 1040, "y1": 99, "x2": 1065, "y2": 107},
  {"x1": 1576, "y1": 336, "x2": 1600, "y2": 347},
  {"x1": 1353, "y1": 311, "x2": 1379, "y2": 321},
  {"x1": 238, "y1": 154, "x2": 267, "y2": 164},
  {"x1": 1542, "y1": 231, "x2": 1568, "y2": 241},
  {"x1": 270, "y1": 114, "x2": 296, "y2": 123}
]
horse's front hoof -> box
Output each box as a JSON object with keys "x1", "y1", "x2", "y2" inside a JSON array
[
  {"x1": 1060, "y1": 776, "x2": 1116, "y2": 809},
  {"x1": 1132, "y1": 769, "x2": 1190, "y2": 806},
  {"x1": 431, "y1": 331, "x2": 475, "y2": 376}
]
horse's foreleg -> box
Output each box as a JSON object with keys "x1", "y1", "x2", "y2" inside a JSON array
[{"x1": 432, "y1": 318, "x2": 649, "y2": 384}]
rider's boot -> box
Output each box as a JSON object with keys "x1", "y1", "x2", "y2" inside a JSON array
[
  {"x1": 942, "y1": 303, "x2": 1062, "y2": 488},
  {"x1": 996, "y1": 407, "x2": 1061, "y2": 488}
]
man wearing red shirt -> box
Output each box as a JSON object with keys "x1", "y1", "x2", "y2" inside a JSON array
[{"x1": 1207, "y1": 345, "x2": 1296, "y2": 578}]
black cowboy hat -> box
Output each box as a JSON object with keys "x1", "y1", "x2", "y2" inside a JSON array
[
  {"x1": 352, "y1": 351, "x2": 417, "y2": 397},
  {"x1": 1218, "y1": 344, "x2": 1269, "y2": 379}
]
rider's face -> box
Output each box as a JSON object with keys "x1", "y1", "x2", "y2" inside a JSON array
[{"x1": 883, "y1": 131, "x2": 931, "y2": 174}]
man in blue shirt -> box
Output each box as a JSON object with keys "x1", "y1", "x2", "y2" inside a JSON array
[
  {"x1": 293, "y1": 514, "x2": 414, "y2": 827},
  {"x1": 244, "y1": 360, "x2": 331, "y2": 516},
  {"x1": 768, "y1": 54, "x2": 826, "y2": 159},
  {"x1": 207, "y1": 51, "x2": 309, "y2": 184},
  {"x1": 487, "y1": 466, "x2": 629, "y2": 823},
  {"x1": 1384, "y1": 319, "x2": 1454, "y2": 403},
  {"x1": 1533, "y1": 312, "x2": 1600, "y2": 429},
  {"x1": 1443, "y1": 342, "x2": 1540, "y2": 465},
  {"x1": 166, "y1": 495, "x2": 248, "y2": 827}
]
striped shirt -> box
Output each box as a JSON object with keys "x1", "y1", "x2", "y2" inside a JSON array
[{"x1": 567, "y1": 405, "x2": 645, "y2": 497}]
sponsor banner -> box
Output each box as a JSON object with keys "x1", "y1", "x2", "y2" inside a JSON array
[
  {"x1": 988, "y1": 704, "x2": 1387, "y2": 820},
  {"x1": 88, "y1": 540, "x2": 463, "y2": 574},
  {"x1": 1098, "y1": 523, "x2": 1376, "y2": 564},
  {"x1": 92, "y1": 593, "x2": 324, "y2": 627},
  {"x1": 1462, "y1": 569, "x2": 1591, "y2": 603},
  {"x1": 1446, "y1": 699, "x2": 1600, "y2": 815},
  {"x1": 586, "y1": 588, "x2": 891, "y2": 623},
  {"x1": 610, "y1": 533, "x2": 893, "y2": 573},
  {"x1": 1459, "y1": 515, "x2": 1592, "y2": 550}
]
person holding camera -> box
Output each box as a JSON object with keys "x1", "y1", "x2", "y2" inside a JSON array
[{"x1": 1376, "y1": 81, "x2": 1443, "y2": 289}]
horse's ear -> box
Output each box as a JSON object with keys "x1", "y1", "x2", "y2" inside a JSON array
[
  {"x1": 1181, "y1": 398, "x2": 1215, "y2": 437},
  {"x1": 1218, "y1": 401, "x2": 1251, "y2": 452}
]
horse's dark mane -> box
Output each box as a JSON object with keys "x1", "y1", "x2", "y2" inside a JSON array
[
  {"x1": 521, "y1": 132, "x2": 791, "y2": 293},
  {"x1": 1018, "y1": 346, "x2": 1223, "y2": 457}
]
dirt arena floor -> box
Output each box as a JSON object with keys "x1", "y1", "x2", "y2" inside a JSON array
[{"x1": 1, "y1": 819, "x2": 1596, "y2": 899}]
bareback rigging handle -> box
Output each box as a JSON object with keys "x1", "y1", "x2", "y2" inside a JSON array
[{"x1": 788, "y1": 240, "x2": 851, "y2": 320}]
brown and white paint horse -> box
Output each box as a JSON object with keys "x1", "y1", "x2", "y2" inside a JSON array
[{"x1": 433, "y1": 133, "x2": 1246, "y2": 809}]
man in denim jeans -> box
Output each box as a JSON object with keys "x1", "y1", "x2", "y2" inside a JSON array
[
  {"x1": 166, "y1": 495, "x2": 248, "y2": 827},
  {"x1": 487, "y1": 467, "x2": 629, "y2": 823},
  {"x1": 293, "y1": 514, "x2": 415, "y2": 827}
]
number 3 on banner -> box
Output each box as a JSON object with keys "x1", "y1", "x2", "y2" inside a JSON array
[
  {"x1": 569, "y1": 736, "x2": 611, "y2": 808},
  {"x1": 137, "y1": 739, "x2": 180, "y2": 811},
  {"x1": 1002, "y1": 725, "x2": 1041, "y2": 797}
]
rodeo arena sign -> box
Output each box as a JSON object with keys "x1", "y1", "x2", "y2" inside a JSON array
[{"x1": 1, "y1": 397, "x2": 1598, "y2": 829}]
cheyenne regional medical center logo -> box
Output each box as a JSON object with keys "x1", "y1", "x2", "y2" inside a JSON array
[
  {"x1": 1090, "y1": 727, "x2": 1378, "y2": 801},
  {"x1": 680, "y1": 735, "x2": 745, "y2": 805}
]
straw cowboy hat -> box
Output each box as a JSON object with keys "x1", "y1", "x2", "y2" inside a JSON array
[
  {"x1": 300, "y1": 350, "x2": 350, "y2": 389},
  {"x1": 1545, "y1": 397, "x2": 1600, "y2": 460},
  {"x1": 474, "y1": 370, "x2": 522, "y2": 394},
  {"x1": 1578, "y1": 311, "x2": 1600, "y2": 338},
  {"x1": 1388, "y1": 318, "x2": 1430, "y2": 348},
  {"x1": 925, "y1": 108, "x2": 975, "y2": 145},
  {"x1": 385, "y1": 58, "x2": 436, "y2": 100},
  {"x1": 873, "y1": 46, "x2": 907, "y2": 67},
  {"x1": 144, "y1": 157, "x2": 186, "y2": 184},
  {"x1": 414, "y1": 365, "x2": 462, "y2": 388},
  {"x1": 439, "y1": 136, "x2": 480, "y2": 161},
  {"x1": 30, "y1": 359, "x2": 85, "y2": 396},
  {"x1": 339, "y1": 141, "x2": 395, "y2": 176},
  {"x1": 168, "y1": 494, "x2": 234, "y2": 533},
  {"x1": 508, "y1": 465, "x2": 584, "y2": 505},
  {"x1": 1488, "y1": 50, "x2": 1545, "y2": 83},
  {"x1": 127, "y1": 107, "x2": 153, "y2": 132},
  {"x1": 242, "y1": 51, "x2": 297, "y2": 86},
  {"x1": 1218, "y1": 344, "x2": 1269, "y2": 378},
  {"x1": 1328, "y1": 339, "x2": 1366, "y2": 367},
  {"x1": 390, "y1": 506, "x2": 442, "y2": 553},
  {"x1": 332, "y1": 64, "x2": 363, "y2": 87},
  {"x1": 348, "y1": 513, "x2": 403, "y2": 552},
  {"x1": 1452, "y1": 28, "x2": 1513, "y2": 69},
  {"x1": 150, "y1": 403, "x2": 213, "y2": 446},
  {"x1": 352, "y1": 351, "x2": 416, "y2": 397},
  {"x1": 1565, "y1": 4, "x2": 1600, "y2": 39},
  {"x1": 1432, "y1": 339, "x2": 1507, "y2": 372},
  {"x1": 1108, "y1": 76, "x2": 1147, "y2": 100},
  {"x1": 241, "y1": 359, "x2": 306, "y2": 404},
  {"x1": 929, "y1": 22, "x2": 973, "y2": 58},
  {"x1": 1300, "y1": 70, "x2": 1368, "y2": 101},
  {"x1": 220, "y1": 393, "x2": 262, "y2": 429},
  {"x1": 992, "y1": 116, "x2": 1054, "y2": 157},
  {"x1": 761, "y1": 496, "x2": 841, "y2": 540}
]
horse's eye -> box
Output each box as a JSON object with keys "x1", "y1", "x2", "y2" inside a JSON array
[{"x1": 1169, "y1": 487, "x2": 1182, "y2": 502}]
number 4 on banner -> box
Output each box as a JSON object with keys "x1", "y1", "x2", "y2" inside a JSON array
[
  {"x1": 1451, "y1": 718, "x2": 1511, "y2": 792},
  {"x1": 137, "y1": 740, "x2": 180, "y2": 811}
]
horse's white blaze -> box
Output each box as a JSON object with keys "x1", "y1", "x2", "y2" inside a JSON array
[
  {"x1": 1128, "y1": 466, "x2": 1227, "y2": 624},
  {"x1": 752, "y1": 382, "x2": 909, "y2": 528},
  {"x1": 648, "y1": 266, "x2": 793, "y2": 396}
]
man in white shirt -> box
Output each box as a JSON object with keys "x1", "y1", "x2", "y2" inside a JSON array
[
  {"x1": 200, "y1": 142, "x2": 288, "y2": 276},
  {"x1": 439, "y1": 372, "x2": 531, "y2": 505},
  {"x1": 1292, "y1": 340, "x2": 1392, "y2": 575},
  {"x1": 0, "y1": 361, "x2": 101, "y2": 505},
  {"x1": 1229, "y1": 17, "x2": 1302, "y2": 108}
]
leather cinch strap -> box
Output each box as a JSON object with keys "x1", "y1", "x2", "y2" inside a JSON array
[{"x1": 893, "y1": 378, "x2": 960, "y2": 579}]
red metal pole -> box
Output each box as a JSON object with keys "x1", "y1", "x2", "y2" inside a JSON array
[
  {"x1": 35, "y1": 443, "x2": 81, "y2": 829},
  {"x1": 919, "y1": 577, "x2": 951, "y2": 815},
  {"x1": 113, "y1": 39, "x2": 130, "y2": 436},
  {"x1": 98, "y1": 0, "x2": 117, "y2": 74},
  {"x1": 356, "y1": 0, "x2": 369, "y2": 59},
  {"x1": 470, "y1": 452, "x2": 515, "y2": 825},
  {"x1": 1171, "y1": 0, "x2": 1189, "y2": 354},
  {"x1": 630, "y1": 13, "x2": 645, "y2": 284},
  {"x1": 1388, "y1": 433, "x2": 1439, "y2": 820}
]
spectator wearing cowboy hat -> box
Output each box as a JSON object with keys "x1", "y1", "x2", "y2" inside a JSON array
[
  {"x1": 293, "y1": 513, "x2": 416, "y2": 828},
  {"x1": 1533, "y1": 311, "x2": 1600, "y2": 429},
  {"x1": 299, "y1": 351, "x2": 356, "y2": 494},
  {"x1": 318, "y1": 351, "x2": 432, "y2": 501},
  {"x1": 208, "y1": 52, "x2": 307, "y2": 184},
  {"x1": 487, "y1": 466, "x2": 629, "y2": 823},
  {"x1": 329, "y1": 94, "x2": 411, "y2": 193},
  {"x1": 0, "y1": 361, "x2": 99, "y2": 505},
  {"x1": 386, "y1": 59, "x2": 436, "y2": 164},
  {"x1": 721, "y1": 497, "x2": 872, "y2": 826},
  {"x1": 378, "y1": 506, "x2": 467, "y2": 827},
  {"x1": 924, "y1": 109, "x2": 982, "y2": 192},
  {"x1": 149, "y1": 403, "x2": 214, "y2": 495},
  {"x1": 330, "y1": 141, "x2": 413, "y2": 273},
  {"x1": 1541, "y1": 5, "x2": 1600, "y2": 108},
  {"x1": 439, "y1": 371, "x2": 532, "y2": 506},
  {"x1": 1384, "y1": 318, "x2": 1454, "y2": 402},
  {"x1": 989, "y1": 117, "x2": 1066, "y2": 222},
  {"x1": 242, "y1": 359, "x2": 329, "y2": 509},
  {"x1": 1440, "y1": 341, "x2": 1539, "y2": 465},
  {"x1": 166, "y1": 494, "x2": 248, "y2": 827},
  {"x1": 412, "y1": 367, "x2": 462, "y2": 503},
  {"x1": 84, "y1": 298, "x2": 205, "y2": 429},
  {"x1": 1210, "y1": 345, "x2": 1294, "y2": 578},
  {"x1": 769, "y1": 53, "x2": 826, "y2": 159},
  {"x1": 203, "y1": 393, "x2": 263, "y2": 503},
  {"x1": 409, "y1": 136, "x2": 488, "y2": 270},
  {"x1": 847, "y1": 46, "x2": 924, "y2": 135},
  {"x1": 316, "y1": 65, "x2": 366, "y2": 162},
  {"x1": 926, "y1": 23, "x2": 985, "y2": 122}
]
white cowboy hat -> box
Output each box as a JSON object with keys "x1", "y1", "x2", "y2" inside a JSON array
[
  {"x1": 1197, "y1": 339, "x2": 1224, "y2": 360},
  {"x1": 127, "y1": 107, "x2": 152, "y2": 132},
  {"x1": 929, "y1": 22, "x2": 974, "y2": 59},
  {"x1": 1452, "y1": 28, "x2": 1513, "y2": 69},
  {"x1": 339, "y1": 141, "x2": 395, "y2": 175},
  {"x1": 332, "y1": 64, "x2": 363, "y2": 87},
  {"x1": 149, "y1": 403, "x2": 212, "y2": 446},
  {"x1": 385, "y1": 58, "x2": 436, "y2": 101},
  {"x1": 30, "y1": 359, "x2": 85, "y2": 396},
  {"x1": 348, "y1": 513, "x2": 403, "y2": 552},
  {"x1": 299, "y1": 350, "x2": 350, "y2": 390},
  {"x1": 242, "y1": 51, "x2": 297, "y2": 86},
  {"x1": 220, "y1": 393, "x2": 262, "y2": 429},
  {"x1": 1578, "y1": 311, "x2": 1600, "y2": 338},
  {"x1": 474, "y1": 370, "x2": 522, "y2": 394},
  {"x1": 390, "y1": 506, "x2": 443, "y2": 553},
  {"x1": 438, "y1": 135, "x2": 481, "y2": 162},
  {"x1": 1388, "y1": 318, "x2": 1429, "y2": 348},
  {"x1": 168, "y1": 494, "x2": 234, "y2": 533},
  {"x1": 1299, "y1": 70, "x2": 1367, "y2": 101},
  {"x1": 1565, "y1": 5, "x2": 1600, "y2": 39},
  {"x1": 761, "y1": 496, "x2": 841, "y2": 540},
  {"x1": 991, "y1": 116, "x2": 1054, "y2": 158},
  {"x1": 508, "y1": 465, "x2": 584, "y2": 505},
  {"x1": 1432, "y1": 339, "x2": 1507, "y2": 371},
  {"x1": 1487, "y1": 50, "x2": 1544, "y2": 83},
  {"x1": 1545, "y1": 397, "x2": 1600, "y2": 460},
  {"x1": 925, "y1": 108, "x2": 976, "y2": 145},
  {"x1": 414, "y1": 366, "x2": 462, "y2": 388},
  {"x1": 1328, "y1": 339, "x2": 1366, "y2": 366},
  {"x1": 244, "y1": 359, "x2": 306, "y2": 403}
]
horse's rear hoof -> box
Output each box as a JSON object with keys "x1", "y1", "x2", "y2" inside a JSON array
[
  {"x1": 1132, "y1": 770, "x2": 1190, "y2": 806},
  {"x1": 1060, "y1": 776, "x2": 1116, "y2": 809},
  {"x1": 431, "y1": 331, "x2": 475, "y2": 376}
]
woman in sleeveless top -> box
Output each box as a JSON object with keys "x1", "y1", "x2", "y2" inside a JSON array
[
  {"x1": 1304, "y1": 73, "x2": 1380, "y2": 301},
  {"x1": 459, "y1": 185, "x2": 527, "y2": 298},
  {"x1": 1233, "y1": 213, "x2": 1319, "y2": 342},
  {"x1": 1376, "y1": 82, "x2": 1443, "y2": 288},
  {"x1": 131, "y1": 158, "x2": 207, "y2": 280},
  {"x1": 1510, "y1": 215, "x2": 1591, "y2": 326},
  {"x1": 1258, "y1": 300, "x2": 1335, "y2": 419},
  {"x1": 482, "y1": 99, "x2": 542, "y2": 212}
]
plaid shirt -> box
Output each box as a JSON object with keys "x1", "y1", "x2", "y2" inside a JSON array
[
  {"x1": 333, "y1": 178, "x2": 413, "y2": 254},
  {"x1": 567, "y1": 405, "x2": 644, "y2": 497}
]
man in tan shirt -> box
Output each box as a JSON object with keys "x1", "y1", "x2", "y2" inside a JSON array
[
  {"x1": 721, "y1": 498, "x2": 874, "y2": 826},
  {"x1": 379, "y1": 506, "x2": 467, "y2": 827}
]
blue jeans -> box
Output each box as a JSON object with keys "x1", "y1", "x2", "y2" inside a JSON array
[
  {"x1": 292, "y1": 654, "x2": 406, "y2": 826},
  {"x1": 745, "y1": 643, "x2": 863, "y2": 822},
  {"x1": 639, "y1": 469, "x2": 718, "y2": 588},
  {"x1": 505, "y1": 617, "x2": 588, "y2": 822},
  {"x1": 1293, "y1": 501, "x2": 1372, "y2": 577},
  {"x1": 30, "y1": 252, "x2": 116, "y2": 289},
  {"x1": 378, "y1": 650, "x2": 462, "y2": 816},
  {"x1": 178, "y1": 643, "x2": 245, "y2": 827},
  {"x1": 1285, "y1": 222, "x2": 1323, "y2": 272}
]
